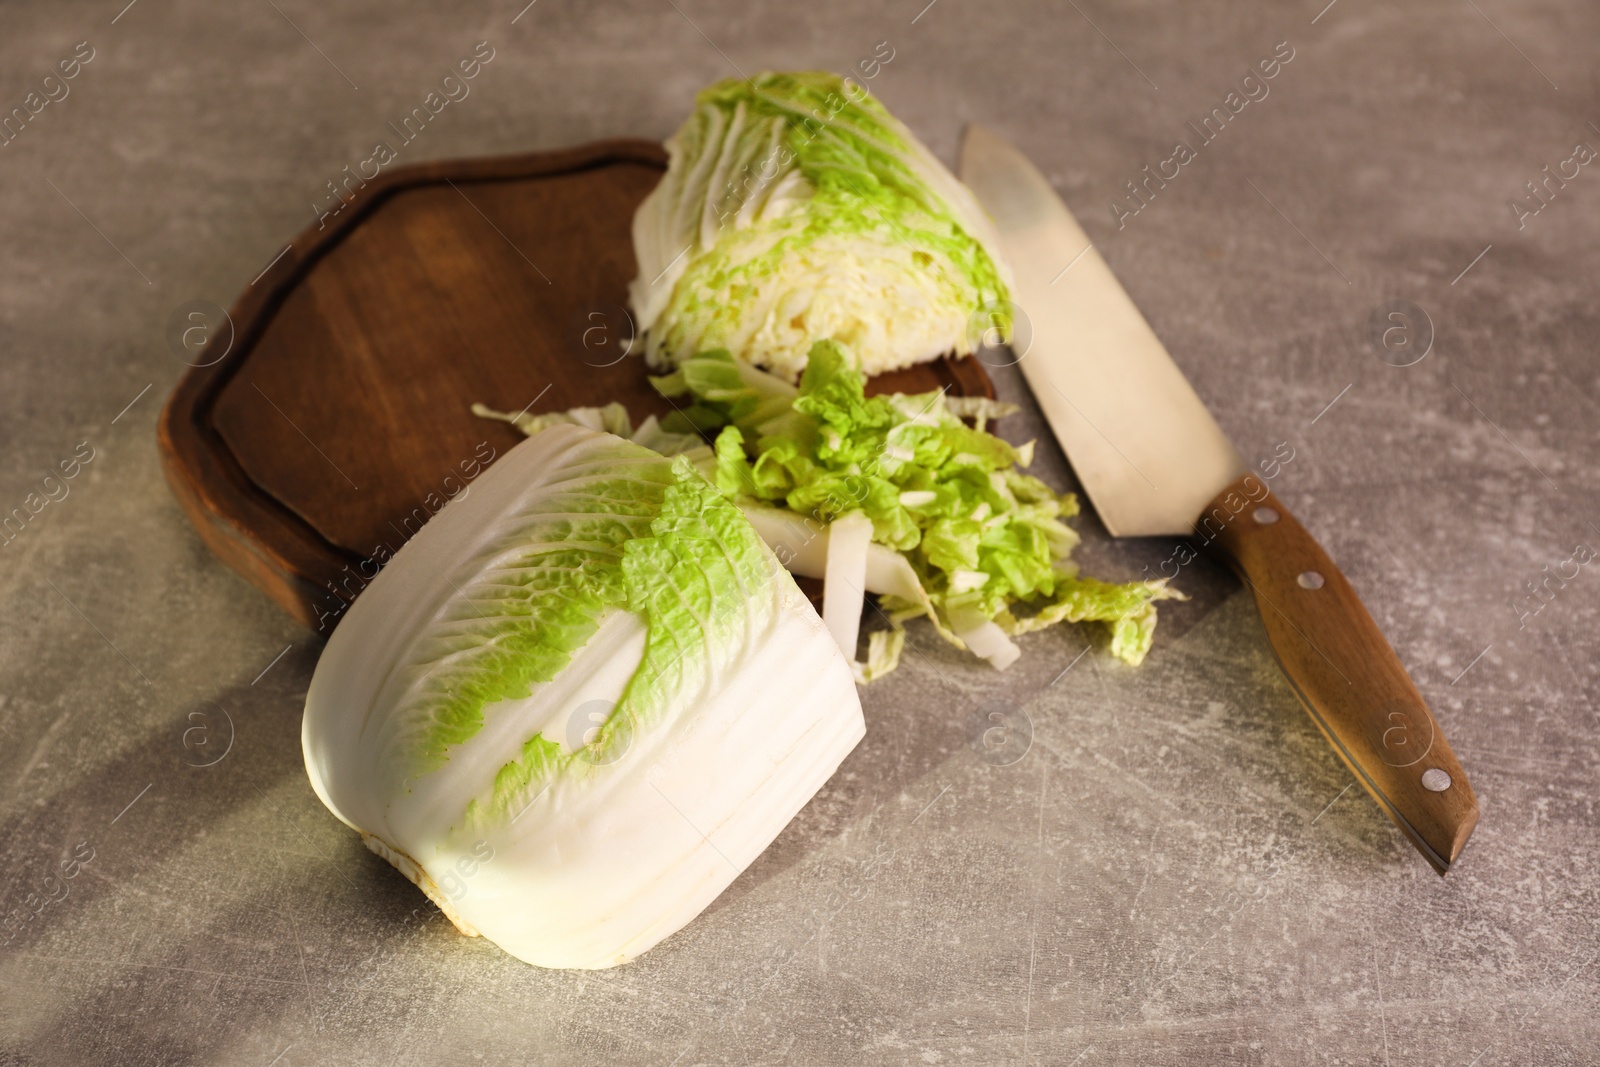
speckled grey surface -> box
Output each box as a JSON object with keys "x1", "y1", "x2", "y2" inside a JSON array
[{"x1": 2, "y1": 1, "x2": 1598, "y2": 1064}]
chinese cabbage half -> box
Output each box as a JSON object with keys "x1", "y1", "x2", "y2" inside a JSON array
[
  {"x1": 630, "y1": 70, "x2": 1012, "y2": 381},
  {"x1": 302, "y1": 424, "x2": 864, "y2": 969}
]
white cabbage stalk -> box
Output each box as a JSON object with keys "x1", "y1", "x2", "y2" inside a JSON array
[
  {"x1": 630, "y1": 71, "x2": 1013, "y2": 381},
  {"x1": 948, "y1": 607, "x2": 1022, "y2": 672},
  {"x1": 821, "y1": 511, "x2": 873, "y2": 661},
  {"x1": 302, "y1": 424, "x2": 863, "y2": 969},
  {"x1": 739, "y1": 503, "x2": 926, "y2": 602}
]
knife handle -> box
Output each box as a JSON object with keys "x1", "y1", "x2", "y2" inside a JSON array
[{"x1": 1199, "y1": 474, "x2": 1478, "y2": 873}]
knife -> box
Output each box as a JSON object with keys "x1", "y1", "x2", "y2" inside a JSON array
[{"x1": 958, "y1": 124, "x2": 1478, "y2": 874}]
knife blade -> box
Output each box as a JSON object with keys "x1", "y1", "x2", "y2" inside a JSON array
[{"x1": 959, "y1": 123, "x2": 1478, "y2": 874}]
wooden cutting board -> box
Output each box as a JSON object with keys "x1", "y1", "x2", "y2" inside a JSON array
[{"x1": 158, "y1": 139, "x2": 993, "y2": 633}]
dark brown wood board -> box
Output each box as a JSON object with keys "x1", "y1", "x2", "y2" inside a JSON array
[{"x1": 158, "y1": 139, "x2": 994, "y2": 633}]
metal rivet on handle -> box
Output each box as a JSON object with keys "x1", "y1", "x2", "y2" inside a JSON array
[
  {"x1": 1297, "y1": 571, "x2": 1325, "y2": 589},
  {"x1": 1253, "y1": 506, "x2": 1280, "y2": 525},
  {"x1": 1421, "y1": 768, "x2": 1452, "y2": 792}
]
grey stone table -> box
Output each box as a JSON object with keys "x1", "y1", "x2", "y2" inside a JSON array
[{"x1": 2, "y1": 1, "x2": 1596, "y2": 1063}]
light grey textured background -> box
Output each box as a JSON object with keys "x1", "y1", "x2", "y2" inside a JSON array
[{"x1": 2, "y1": 0, "x2": 1597, "y2": 1064}]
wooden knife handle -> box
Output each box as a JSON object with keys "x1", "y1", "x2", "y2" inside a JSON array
[{"x1": 1200, "y1": 474, "x2": 1478, "y2": 873}]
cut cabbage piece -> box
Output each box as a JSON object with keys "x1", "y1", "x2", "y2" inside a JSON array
[
  {"x1": 738, "y1": 503, "x2": 929, "y2": 605},
  {"x1": 470, "y1": 401, "x2": 710, "y2": 462},
  {"x1": 821, "y1": 510, "x2": 873, "y2": 662},
  {"x1": 948, "y1": 606, "x2": 1022, "y2": 672},
  {"x1": 857, "y1": 628, "x2": 906, "y2": 683},
  {"x1": 302, "y1": 424, "x2": 864, "y2": 969}
]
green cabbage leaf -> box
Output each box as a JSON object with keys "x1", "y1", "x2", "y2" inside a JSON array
[{"x1": 469, "y1": 456, "x2": 781, "y2": 823}]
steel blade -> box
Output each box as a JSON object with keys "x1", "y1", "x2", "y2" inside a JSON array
[{"x1": 959, "y1": 124, "x2": 1244, "y2": 538}]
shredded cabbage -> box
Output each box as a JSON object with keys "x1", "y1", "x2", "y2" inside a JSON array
[
  {"x1": 651, "y1": 340, "x2": 1183, "y2": 671},
  {"x1": 477, "y1": 343, "x2": 1181, "y2": 676}
]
